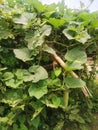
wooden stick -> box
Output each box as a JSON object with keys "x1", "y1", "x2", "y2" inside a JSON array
[{"x1": 53, "y1": 53, "x2": 92, "y2": 97}]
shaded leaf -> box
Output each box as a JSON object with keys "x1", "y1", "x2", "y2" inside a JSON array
[{"x1": 32, "y1": 117, "x2": 40, "y2": 128}]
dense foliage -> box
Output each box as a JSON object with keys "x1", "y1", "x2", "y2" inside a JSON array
[{"x1": 0, "y1": 0, "x2": 98, "y2": 130}]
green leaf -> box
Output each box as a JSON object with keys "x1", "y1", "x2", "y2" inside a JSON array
[
  {"x1": 14, "y1": 48, "x2": 32, "y2": 62},
  {"x1": 65, "y1": 61, "x2": 83, "y2": 71},
  {"x1": 25, "y1": 25, "x2": 51, "y2": 49},
  {"x1": 0, "y1": 117, "x2": 8, "y2": 123},
  {"x1": 52, "y1": 96, "x2": 61, "y2": 108},
  {"x1": 28, "y1": 84, "x2": 48, "y2": 99},
  {"x1": 29, "y1": 65, "x2": 48, "y2": 82},
  {"x1": 3, "y1": 72, "x2": 14, "y2": 80},
  {"x1": 91, "y1": 20, "x2": 98, "y2": 28},
  {"x1": 40, "y1": 25, "x2": 52, "y2": 37},
  {"x1": 13, "y1": 13, "x2": 36, "y2": 25},
  {"x1": 5, "y1": 79, "x2": 23, "y2": 88},
  {"x1": 25, "y1": 0, "x2": 46, "y2": 12},
  {"x1": 15, "y1": 69, "x2": 34, "y2": 82},
  {"x1": 54, "y1": 67, "x2": 62, "y2": 77},
  {"x1": 32, "y1": 117, "x2": 40, "y2": 129},
  {"x1": 63, "y1": 29, "x2": 74, "y2": 40},
  {"x1": 48, "y1": 18, "x2": 65, "y2": 28},
  {"x1": 30, "y1": 100, "x2": 44, "y2": 119},
  {"x1": 19, "y1": 123, "x2": 28, "y2": 130},
  {"x1": 65, "y1": 77, "x2": 86, "y2": 88},
  {"x1": 65, "y1": 47, "x2": 87, "y2": 64},
  {"x1": 0, "y1": 20, "x2": 14, "y2": 40},
  {"x1": 69, "y1": 113, "x2": 85, "y2": 123},
  {"x1": 63, "y1": 26, "x2": 90, "y2": 43},
  {"x1": 43, "y1": 45, "x2": 56, "y2": 55},
  {"x1": 75, "y1": 30, "x2": 91, "y2": 44},
  {"x1": 47, "y1": 78, "x2": 61, "y2": 88},
  {"x1": 41, "y1": 93, "x2": 62, "y2": 108},
  {"x1": 2, "y1": 89, "x2": 23, "y2": 107}
]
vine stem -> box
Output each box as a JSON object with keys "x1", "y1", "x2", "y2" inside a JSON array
[{"x1": 52, "y1": 53, "x2": 92, "y2": 97}]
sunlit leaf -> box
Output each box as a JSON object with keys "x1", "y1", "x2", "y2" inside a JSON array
[
  {"x1": 43, "y1": 45, "x2": 56, "y2": 55},
  {"x1": 40, "y1": 25, "x2": 52, "y2": 36},
  {"x1": 29, "y1": 65, "x2": 48, "y2": 82},
  {"x1": 28, "y1": 84, "x2": 48, "y2": 99},
  {"x1": 5, "y1": 79, "x2": 23, "y2": 88},
  {"x1": 48, "y1": 18, "x2": 65, "y2": 28},
  {"x1": 14, "y1": 48, "x2": 32, "y2": 62},
  {"x1": 13, "y1": 13, "x2": 36, "y2": 25},
  {"x1": 52, "y1": 96, "x2": 61, "y2": 107},
  {"x1": 65, "y1": 47, "x2": 87, "y2": 64},
  {"x1": 65, "y1": 77, "x2": 86, "y2": 88},
  {"x1": 3, "y1": 72, "x2": 14, "y2": 80},
  {"x1": 54, "y1": 67, "x2": 62, "y2": 77},
  {"x1": 65, "y1": 61, "x2": 83, "y2": 71}
]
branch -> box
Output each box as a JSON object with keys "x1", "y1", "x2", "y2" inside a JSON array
[{"x1": 52, "y1": 53, "x2": 92, "y2": 97}]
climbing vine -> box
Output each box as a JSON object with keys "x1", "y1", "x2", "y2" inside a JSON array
[{"x1": 0, "y1": 0, "x2": 98, "y2": 130}]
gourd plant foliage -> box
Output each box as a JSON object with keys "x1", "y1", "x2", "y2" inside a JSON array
[{"x1": 0, "y1": 0, "x2": 98, "y2": 130}]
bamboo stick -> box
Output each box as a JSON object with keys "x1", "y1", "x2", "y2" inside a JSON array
[{"x1": 53, "y1": 53, "x2": 92, "y2": 97}]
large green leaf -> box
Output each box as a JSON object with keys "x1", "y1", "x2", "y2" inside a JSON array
[
  {"x1": 65, "y1": 77, "x2": 86, "y2": 88},
  {"x1": 65, "y1": 61, "x2": 83, "y2": 71},
  {"x1": 29, "y1": 65, "x2": 48, "y2": 82},
  {"x1": 65, "y1": 47, "x2": 87, "y2": 64},
  {"x1": 14, "y1": 48, "x2": 32, "y2": 62},
  {"x1": 25, "y1": 25, "x2": 51, "y2": 49},
  {"x1": 28, "y1": 84, "x2": 48, "y2": 99},
  {"x1": 15, "y1": 66, "x2": 48, "y2": 83},
  {"x1": 63, "y1": 25, "x2": 90, "y2": 43},
  {"x1": 13, "y1": 13, "x2": 36, "y2": 25}
]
